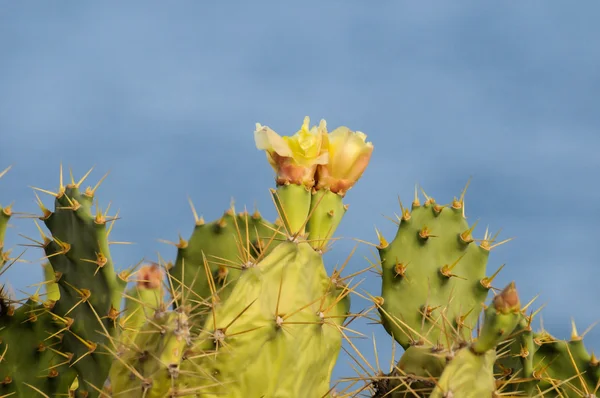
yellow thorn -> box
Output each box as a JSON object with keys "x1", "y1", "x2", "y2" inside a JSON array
[
  {"x1": 68, "y1": 166, "x2": 76, "y2": 186},
  {"x1": 480, "y1": 263, "x2": 505, "y2": 289},
  {"x1": 419, "y1": 186, "x2": 431, "y2": 203},
  {"x1": 440, "y1": 253, "x2": 466, "y2": 278},
  {"x1": 76, "y1": 166, "x2": 95, "y2": 188},
  {"x1": 106, "y1": 209, "x2": 120, "y2": 237},
  {"x1": 459, "y1": 177, "x2": 472, "y2": 203},
  {"x1": 33, "y1": 191, "x2": 51, "y2": 219},
  {"x1": 30, "y1": 186, "x2": 58, "y2": 198},
  {"x1": 23, "y1": 383, "x2": 50, "y2": 398},
  {"x1": 85, "y1": 170, "x2": 110, "y2": 197},
  {"x1": 187, "y1": 196, "x2": 200, "y2": 225},
  {"x1": 59, "y1": 162, "x2": 64, "y2": 194},
  {"x1": 0, "y1": 165, "x2": 12, "y2": 179},
  {"x1": 489, "y1": 237, "x2": 514, "y2": 250},
  {"x1": 412, "y1": 184, "x2": 420, "y2": 207},
  {"x1": 374, "y1": 227, "x2": 388, "y2": 249},
  {"x1": 571, "y1": 318, "x2": 580, "y2": 341},
  {"x1": 460, "y1": 220, "x2": 479, "y2": 243}
]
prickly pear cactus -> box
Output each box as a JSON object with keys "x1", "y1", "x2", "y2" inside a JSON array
[
  {"x1": 105, "y1": 117, "x2": 373, "y2": 397},
  {"x1": 0, "y1": 167, "x2": 128, "y2": 397},
  {"x1": 3, "y1": 117, "x2": 600, "y2": 398}
]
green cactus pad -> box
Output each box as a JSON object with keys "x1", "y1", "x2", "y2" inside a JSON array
[
  {"x1": 186, "y1": 240, "x2": 350, "y2": 397},
  {"x1": 0, "y1": 296, "x2": 79, "y2": 397},
  {"x1": 306, "y1": 189, "x2": 347, "y2": 251},
  {"x1": 36, "y1": 180, "x2": 127, "y2": 396},
  {"x1": 109, "y1": 306, "x2": 191, "y2": 398},
  {"x1": 168, "y1": 204, "x2": 279, "y2": 321},
  {"x1": 378, "y1": 191, "x2": 501, "y2": 350}
]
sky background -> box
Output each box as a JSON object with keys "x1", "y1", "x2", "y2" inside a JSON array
[{"x1": 2, "y1": 1, "x2": 600, "y2": 394}]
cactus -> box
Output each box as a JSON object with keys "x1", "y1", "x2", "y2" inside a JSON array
[
  {"x1": 0, "y1": 116, "x2": 599, "y2": 398},
  {"x1": 367, "y1": 186, "x2": 600, "y2": 398},
  {"x1": 0, "y1": 166, "x2": 128, "y2": 397}
]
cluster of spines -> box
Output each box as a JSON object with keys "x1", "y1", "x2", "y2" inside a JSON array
[
  {"x1": 494, "y1": 314, "x2": 600, "y2": 397},
  {"x1": 165, "y1": 198, "x2": 282, "y2": 325}
]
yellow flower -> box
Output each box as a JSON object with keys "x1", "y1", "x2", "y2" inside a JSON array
[
  {"x1": 316, "y1": 125, "x2": 373, "y2": 195},
  {"x1": 255, "y1": 116, "x2": 328, "y2": 188}
]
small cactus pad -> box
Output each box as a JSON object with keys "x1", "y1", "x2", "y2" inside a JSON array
[
  {"x1": 168, "y1": 203, "x2": 279, "y2": 322},
  {"x1": 378, "y1": 189, "x2": 503, "y2": 349}
]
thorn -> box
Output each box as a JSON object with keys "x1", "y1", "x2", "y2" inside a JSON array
[
  {"x1": 460, "y1": 220, "x2": 479, "y2": 243},
  {"x1": 480, "y1": 263, "x2": 505, "y2": 289},
  {"x1": 76, "y1": 166, "x2": 95, "y2": 188},
  {"x1": 569, "y1": 318, "x2": 581, "y2": 341},
  {"x1": 0, "y1": 165, "x2": 12, "y2": 179},
  {"x1": 412, "y1": 184, "x2": 420, "y2": 207},
  {"x1": 85, "y1": 170, "x2": 110, "y2": 197},
  {"x1": 29, "y1": 186, "x2": 58, "y2": 198},
  {"x1": 374, "y1": 228, "x2": 388, "y2": 249},
  {"x1": 187, "y1": 196, "x2": 201, "y2": 225},
  {"x1": 68, "y1": 166, "x2": 76, "y2": 186},
  {"x1": 440, "y1": 253, "x2": 466, "y2": 278},
  {"x1": 59, "y1": 162, "x2": 65, "y2": 194}
]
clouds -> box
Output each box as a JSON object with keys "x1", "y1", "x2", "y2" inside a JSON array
[{"x1": 1, "y1": 0, "x2": 600, "y2": 389}]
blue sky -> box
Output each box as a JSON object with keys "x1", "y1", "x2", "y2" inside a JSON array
[{"x1": 2, "y1": 1, "x2": 600, "y2": 392}]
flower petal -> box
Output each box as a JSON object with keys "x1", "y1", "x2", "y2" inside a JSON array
[{"x1": 254, "y1": 124, "x2": 293, "y2": 157}]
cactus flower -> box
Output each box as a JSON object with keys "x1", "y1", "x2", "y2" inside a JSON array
[
  {"x1": 315, "y1": 126, "x2": 373, "y2": 196},
  {"x1": 254, "y1": 116, "x2": 328, "y2": 188}
]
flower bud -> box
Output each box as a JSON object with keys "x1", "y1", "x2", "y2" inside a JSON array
[{"x1": 315, "y1": 126, "x2": 373, "y2": 196}]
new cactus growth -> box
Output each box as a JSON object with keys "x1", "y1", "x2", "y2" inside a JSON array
[
  {"x1": 0, "y1": 117, "x2": 599, "y2": 398},
  {"x1": 432, "y1": 282, "x2": 521, "y2": 397}
]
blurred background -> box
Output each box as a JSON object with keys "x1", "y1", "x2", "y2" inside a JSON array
[{"x1": 2, "y1": 1, "x2": 600, "y2": 392}]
